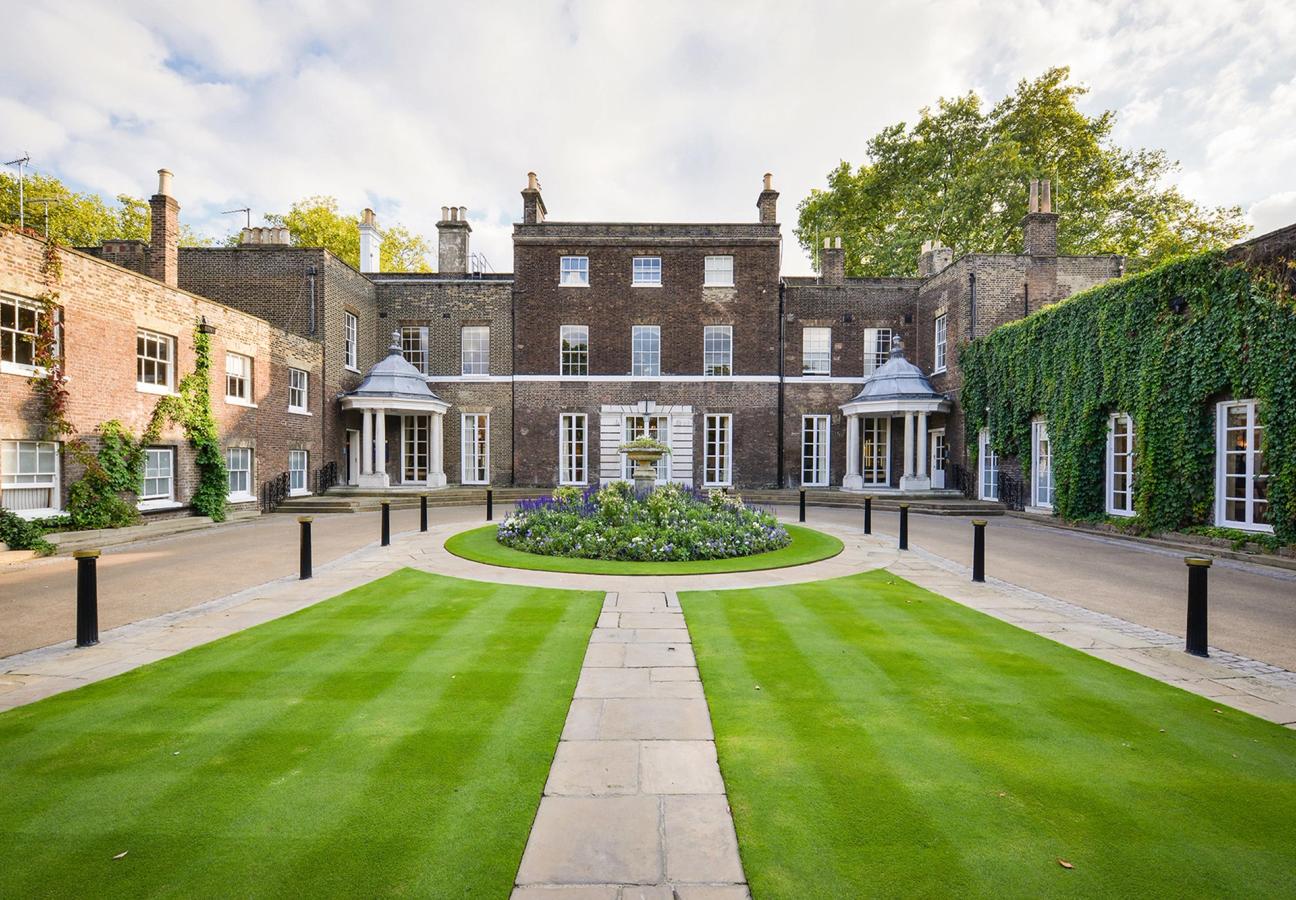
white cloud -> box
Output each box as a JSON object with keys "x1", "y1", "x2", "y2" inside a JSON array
[{"x1": 1, "y1": 0, "x2": 1293, "y2": 274}]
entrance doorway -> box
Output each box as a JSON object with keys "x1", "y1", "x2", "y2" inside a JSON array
[
  {"x1": 623, "y1": 415, "x2": 670, "y2": 483},
  {"x1": 930, "y1": 429, "x2": 946, "y2": 489},
  {"x1": 402, "y1": 415, "x2": 429, "y2": 484},
  {"x1": 346, "y1": 429, "x2": 360, "y2": 486}
]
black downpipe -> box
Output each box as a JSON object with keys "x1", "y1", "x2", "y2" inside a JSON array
[
  {"x1": 776, "y1": 279, "x2": 786, "y2": 488},
  {"x1": 968, "y1": 273, "x2": 977, "y2": 339},
  {"x1": 511, "y1": 285, "x2": 518, "y2": 486}
]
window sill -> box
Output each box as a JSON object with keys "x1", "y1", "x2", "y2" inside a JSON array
[
  {"x1": 227, "y1": 492, "x2": 257, "y2": 504},
  {"x1": 1, "y1": 361, "x2": 45, "y2": 378},
  {"x1": 344, "y1": 365, "x2": 361, "y2": 374},
  {"x1": 138, "y1": 499, "x2": 182, "y2": 512},
  {"x1": 289, "y1": 489, "x2": 311, "y2": 497},
  {"x1": 225, "y1": 397, "x2": 258, "y2": 408},
  {"x1": 631, "y1": 283, "x2": 662, "y2": 288},
  {"x1": 288, "y1": 407, "x2": 313, "y2": 416},
  {"x1": 800, "y1": 372, "x2": 832, "y2": 379},
  {"x1": 136, "y1": 382, "x2": 176, "y2": 396},
  {"x1": 1106, "y1": 507, "x2": 1136, "y2": 518},
  {"x1": 7, "y1": 507, "x2": 60, "y2": 520},
  {"x1": 1215, "y1": 519, "x2": 1275, "y2": 535},
  {"x1": 558, "y1": 282, "x2": 590, "y2": 288},
  {"x1": 933, "y1": 367, "x2": 947, "y2": 375},
  {"x1": 460, "y1": 372, "x2": 492, "y2": 379},
  {"x1": 703, "y1": 482, "x2": 733, "y2": 489},
  {"x1": 704, "y1": 282, "x2": 735, "y2": 288}
]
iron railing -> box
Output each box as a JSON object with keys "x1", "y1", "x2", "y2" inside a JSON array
[
  {"x1": 949, "y1": 462, "x2": 975, "y2": 500},
  {"x1": 999, "y1": 472, "x2": 1025, "y2": 511},
  {"x1": 315, "y1": 461, "x2": 338, "y2": 495},
  {"x1": 260, "y1": 472, "x2": 290, "y2": 513}
]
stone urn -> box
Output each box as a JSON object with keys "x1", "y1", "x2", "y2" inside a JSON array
[{"x1": 620, "y1": 440, "x2": 670, "y2": 493}]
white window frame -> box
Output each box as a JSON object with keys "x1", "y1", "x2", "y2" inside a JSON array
[
  {"x1": 801, "y1": 415, "x2": 831, "y2": 487},
  {"x1": 1106, "y1": 413, "x2": 1135, "y2": 517},
  {"x1": 138, "y1": 446, "x2": 176, "y2": 509},
  {"x1": 344, "y1": 311, "x2": 359, "y2": 371},
  {"x1": 802, "y1": 327, "x2": 831, "y2": 376},
  {"x1": 863, "y1": 327, "x2": 891, "y2": 376},
  {"x1": 622, "y1": 415, "x2": 671, "y2": 483},
  {"x1": 401, "y1": 415, "x2": 430, "y2": 484},
  {"x1": 560, "y1": 256, "x2": 590, "y2": 287},
  {"x1": 136, "y1": 328, "x2": 175, "y2": 394},
  {"x1": 288, "y1": 367, "x2": 309, "y2": 413},
  {"x1": 861, "y1": 416, "x2": 890, "y2": 487},
  {"x1": 704, "y1": 255, "x2": 734, "y2": 287},
  {"x1": 934, "y1": 314, "x2": 947, "y2": 373},
  {"x1": 632, "y1": 325, "x2": 661, "y2": 377},
  {"x1": 226, "y1": 447, "x2": 255, "y2": 501},
  {"x1": 461, "y1": 325, "x2": 490, "y2": 376},
  {"x1": 1, "y1": 294, "x2": 54, "y2": 377},
  {"x1": 1215, "y1": 399, "x2": 1272, "y2": 533},
  {"x1": 703, "y1": 325, "x2": 733, "y2": 377},
  {"x1": 289, "y1": 449, "x2": 309, "y2": 496},
  {"x1": 704, "y1": 414, "x2": 733, "y2": 487},
  {"x1": 560, "y1": 325, "x2": 589, "y2": 376},
  {"x1": 978, "y1": 428, "x2": 999, "y2": 501},
  {"x1": 225, "y1": 352, "x2": 253, "y2": 404},
  {"x1": 632, "y1": 256, "x2": 662, "y2": 286},
  {"x1": 1031, "y1": 418, "x2": 1054, "y2": 510},
  {"x1": 1, "y1": 439, "x2": 61, "y2": 517},
  {"x1": 401, "y1": 325, "x2": 429, "y2": 374},
  {"x1": 559, "y1": 413, "x2": 587, "y2": 485},
  {"x1": 461, "y1": 413, "x2": 491, "y2": 484}
]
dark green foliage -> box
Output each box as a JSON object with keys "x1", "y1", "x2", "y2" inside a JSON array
[
  {"x1": 0, "y1": 508, "x2": 53, "y2": 554},
  {"x1": 961, "y1": 252, "x2": 1295, "y2": 543}
]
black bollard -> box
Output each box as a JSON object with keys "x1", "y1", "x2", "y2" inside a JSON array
[
  {"x1": 971, "y1": 519, "x2": 986, "y2": 582},
  {"x1": 486, "y1": 488, "x2": 494, "y2": 522},
  {"x1": 898, "y1": 503, "x2": 909, "y2": 550},
  {"x1": 298, "y1": 516, "x2": 313, "y2": 580},
  {"x1": 420, "y1": 493, "x2": 428, "y2": 533},
  {"x1": 864, "y1": 496, "x2": 872, "y2": 535},
  {"x1": 381, "y1": 500, "x2": 391, "y2": 547},
  {"x1": 74, "y1": 549, "x2": 100, "y2": 648},
  {"x1": 1185, "y1": 557, "x2": 1211, "y2": 657},
  {"x1": 799, "y1": 488, "x2": 806, "y2": 523}
]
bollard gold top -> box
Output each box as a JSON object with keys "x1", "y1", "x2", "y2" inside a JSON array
[
  {"x1": 72, "y1": 549, "x2": 101, "y2": 559},
  {"x1": 899, "y1": 502, "x2": 910, "y2": 509},
  {"x1": 297, "y1": 516, "x2": 314, "y2": 523},
  {"x1": 1185, "y1": 556, "x2": 1213, "y2": 568},
  {"x1": 971, "y1": 519, "x2": 987, "y2": 526},
  {"x1": 380, "y1": 499, "x2": 391, "y2": 506}
]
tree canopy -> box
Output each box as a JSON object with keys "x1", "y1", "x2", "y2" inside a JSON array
[
  {"x1": 796, "y1": 67, "x2": 1248, "y2": 277},
  {"x1": 264, "y1": 196, "x2": 432, "y2": 272}
]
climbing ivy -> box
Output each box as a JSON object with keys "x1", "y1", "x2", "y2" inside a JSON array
[
  {"x1": 157, "y1": 327, "x2": 228, "y2": 521},
  {"x1": 961, "y1": 250, "x2": 1296, "y2": 545}
]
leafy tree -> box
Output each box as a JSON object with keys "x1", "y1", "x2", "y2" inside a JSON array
[
  {"x1": 265, "y1": 196, "x2": 432, "y2": 272},
  {"x1": 796, "y1": 67, "x2": 1248, "y2": 277}
]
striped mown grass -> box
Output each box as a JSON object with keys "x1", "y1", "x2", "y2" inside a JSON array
[
  {"x1": 0, "y1": 568, "x2": 601, "y2": 897},
  {"x1": 682, "y1": 571, "x2": 1296, "y2": 898}
]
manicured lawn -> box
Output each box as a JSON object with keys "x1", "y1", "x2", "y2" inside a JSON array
[
  {"x1": 445, "y1": 523, "x2": 843, "y2": 575},
  {"x1": 682, "y1": 571, "x2": 1296, "y2": 898},
  {"x1": 0, "y1": 569, "x2": 602, "y2": 897}
]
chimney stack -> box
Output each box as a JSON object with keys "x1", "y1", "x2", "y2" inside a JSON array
[
  {"x1": 1021, "y1": 178, "x2": 1059, "y2": 256},
  {"x1": 820, "y1": 236, "x2": 845, "y2": 285},
  {"x1": 147, "y1": 168, "x2": 179, "y2": 287},
  {"x1": 918, "y1": 239, "x2": 953, "y2": 277},
  {"x1": 359, "y1": 208, "x2": 381, "y2": 273},
  {"x1": 437, "y1": 205, "x2": 472, "y2": 274},
  {"x1": 757, "y1": 172, "x2": 778, "y2": 225},
  {"x1": 522, "y1": 171, "x2": 547, "y2": 225}
]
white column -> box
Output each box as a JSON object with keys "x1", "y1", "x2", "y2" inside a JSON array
[
  {"x1": 429, "y1": 412, "x2": 446, "y2": 487},
  {"x1": 903, "y1": 412, "x2": 915, "y2": 478},
  {"x1": 917, "y1": 412, "x2": 929, "y2": 478},
  {"x1": 844, "y1": 416, "x2": 859, "y2": 477},
  {"x1": 361, "y1": 410, "x2": 373, "y2": 475},
  {"x1": 375, "y1": 408, "x2": 388, "y2": 479}
]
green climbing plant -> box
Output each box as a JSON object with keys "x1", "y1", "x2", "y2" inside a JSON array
[{"x1": 961, "y1": 250, "x2": 1296, "y2": 544}]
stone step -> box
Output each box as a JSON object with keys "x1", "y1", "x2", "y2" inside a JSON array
[{"x1": 46, "y1": 508, "x2": 262, "y2": 553}]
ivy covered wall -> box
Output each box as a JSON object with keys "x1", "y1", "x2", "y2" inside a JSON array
[{"x1": 960, "y1": 249, "x2": 1296, "y2": 544}]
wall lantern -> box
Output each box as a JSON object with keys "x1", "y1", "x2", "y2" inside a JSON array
[
  {"x1": 1169, "y1": 295, "x2": 1189, "y2": 315},
  {"x1": 197, "y1": 315, "x2": 217, "y2": 335}
]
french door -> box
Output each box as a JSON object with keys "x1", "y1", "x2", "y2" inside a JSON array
[
  {"x1": 861, "y1": 416, "x2": 889, "y2": 486},
  {"x1": 623, "y1": 415, "x2": 669, "y2": 483},
  {"x1": 930, "y1": 429, "x2": 946, "y2": 489},
  {"x1": 1216, "y1": 400, "x2": 1270, "y2": 532},
  {"x1": 801, "y1": 416, "x2": 829, "y2": 487},
  {"x1": 462, "y1": 414, "x2": 490, "y2": 484},
  {"x1": 402, "y1": 415, "x2": 429, "y2": 483}
]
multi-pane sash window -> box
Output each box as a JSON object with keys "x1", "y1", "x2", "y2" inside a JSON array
[
  {"x1": 561, "y1": 325, "x2": 589, "y2": 375},
  {"x1": 462, "y1": 414, "x2": 490, "y2": 484},
  {"x1": 1, "y1": 295, "x2": 54, "y2": 370},
  {"x1": 141, "y1": 448, "x2": 174, "y2": 502},
  {"x1": 978, "y1": 429, "x2": 999, "y2": 501},
  {"x1": 934, "y1": 314, "x2": 948, "y2": 373},
  {"x1": 1107, "y1": 413, "x2": 1135, "y2": 516},
  {"x1": 225, "y1": 352, "x2": 252, "y2": 402},
  {"x1": 703, "y1": 325, "x2": 733, "y2": 376},
  {"x1": 863, "y1": 327, "x2": 891, "y2": 375},
  {"x1": 632, "y1": 325, "x2": 661, "y2": 376},
  {"x1": 862, "y1": 417, "x2": 889, "y2": 486},
  {"x1": 1, "y1": 440, "x2": 59, "y2": 514},
  {"x1": 1032, "y1": 418, "x2": 1054, "y2": 508},
  {"x1": 560, "y1": 413, "x2": 587, "y2": 485},
  {"x1": 560, "y1": 256, "x2": 589, "y2": 286},
  {"x1": 704, "y1": 255, "x2": 734, "y2": 287},
  {"x1": 137, "y1": 329, "x2": 174, "y2": 390},
  {"x1": 1217, "y1": 400, "x2": 1270, "y2": 532},
  {"x1": 289, "y1": 449, "x2": 308, "y2": 494},
  {"x1": 288, "y1": 368, "x2": 308, "y2": 411},
  {"x1": 704, "y1": 414, "x2": 732, "y2": 486},
  {"x1": 801, "y1": 416, "x2": 830, "y2": 486},
  {"x1": 227, "y1": 447, "x2": 253, "y2": 498},
  {"x1": 401, "y1": 326, "x2": 429, "y2": 373},
  {"x1": 461, "y1": 326, "x2": 489, "y2": 375},
  {"x1": 344, "y1": 311, "x2": 358, "y2": 369},
  {"x1": 802, "y1": 327, "x2": 831, "y2": 375},
  {"x1": 632, "y1": 257, "x2": 662, "y2": 286}
]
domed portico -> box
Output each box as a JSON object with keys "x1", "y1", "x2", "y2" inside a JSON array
[
  {"x1": 840, "y1": 338, "x2": 950, "y2": 492},
  {"x1": 342, "y1": 333, "x2": 450, "y2": 488}
]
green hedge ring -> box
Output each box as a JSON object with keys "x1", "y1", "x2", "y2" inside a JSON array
[{"x1": 444, "y1": 523, "x2": 844, "y2": 575}]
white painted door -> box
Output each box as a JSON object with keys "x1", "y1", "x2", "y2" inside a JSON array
[
  {"x1": 623, "y1": 415, "x2": 670, "y2": 483},
  {"x1": 930, "y1": 429, "x2": 946, "y2": 489},
  {"x1": 402, "y1": 415, "x2": 429, "y2": 484},
  {"x1": 346, "y1": 429, "x2": 360, "y2": 485}
]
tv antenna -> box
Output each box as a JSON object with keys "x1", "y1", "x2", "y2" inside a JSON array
[
  {"x1": 222, "y1": 207, "x2": 252, "y2": 228},
  {"x1": 4, "y1": 153, "x2": 32, "y2": 231},
  {"x1": 25, "y1": 197, "x2": 61, "y2": 238}
]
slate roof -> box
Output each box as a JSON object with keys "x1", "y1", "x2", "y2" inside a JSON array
[{"x1": 346, "y1": 332, "x2": 447, "y2": 403}]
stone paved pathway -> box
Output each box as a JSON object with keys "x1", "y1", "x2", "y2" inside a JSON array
[{"x1": 513, "y1": 590, "x2": 748, "y2": 900}]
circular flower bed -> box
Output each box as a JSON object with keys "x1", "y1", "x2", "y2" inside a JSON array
[{"x1": 496, "y1": 482, "x2": 790, "y2": 562}]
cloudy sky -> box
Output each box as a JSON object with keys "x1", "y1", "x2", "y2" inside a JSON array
[{"x1": 2, "y1": 0, "x2": 1293, "y2": 274}]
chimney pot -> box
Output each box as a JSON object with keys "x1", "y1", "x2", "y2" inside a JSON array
[
  {"x1": 459, "y1": 206, "x2": 467, "y2": 221},
  {"x1": 441, "y1": 205, "x2": 449, "y2": 221},
  {"x1": 820, "y1": 237, "x2": 845, "y2": 285},
  {"x1": 527, "y1": 171, "x2": 539, "y2": 191},
  {"x1": 156, "y1": 168, "x2": 173, "y2": 197},
  {"x1": 834, "y1": 236, "x2": 841, "y2": 249},
  {"x1": 1040, "y1": 178, "x2": 1052, "y2": 213},
  {"x1": 522, "y1": 173, "x2": 547, "y2": 224},
  {"x1": 358, "y1": 208, "x2": 381, "y2": 273},
  {"x1": 823, "y1": 237, "x2": 830, "y2": 249},
  {"x1": 763, "y1": 172, "x2": 773, "y2": 191},
  {"x1": 1029, "y1": 179, "x2": 1040, "y2": 214}
]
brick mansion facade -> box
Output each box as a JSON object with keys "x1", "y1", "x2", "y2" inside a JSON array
[{"x1": 0, "y1": 166, "x2": 1199, "y2": 523}]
